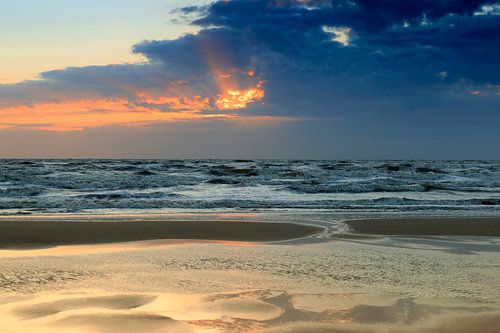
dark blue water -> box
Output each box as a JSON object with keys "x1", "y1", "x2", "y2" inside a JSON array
[{"x1": 1, "y1": 160, "x2": 499, "y2": 215}]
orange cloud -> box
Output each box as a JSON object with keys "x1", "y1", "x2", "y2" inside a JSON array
[
  {"x1": 195, "y1": 36, "x2": 266, "y2": 110},
  {"x1": 137, "y1": 94, "x2": 211, "y2": 111},
  {"x1": 215, "y1": 81, "x2": 265, "y2": 110},
  {"x1": 0, "y1": 99, "x2": 193, "y2": 131},
  {"x1": 0, "y1": 79, "x2": 272, "y2": 131},
  {"x1": 0, "y1": 33, "x2": 269, "y2": 131}
]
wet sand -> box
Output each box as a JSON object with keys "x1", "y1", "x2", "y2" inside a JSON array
[
  {"x1": 0, "y1": 220, "x2": 321, "y2": 248},
  {"x1": 2, "y1": 289, "x2": 500, "y2": 333},
  {"x1": 1, "y1": 215, "x2": 499, "y2": 333},
  {"x1": 345, "y1": 217, "x2": 500, "y2": 236}
]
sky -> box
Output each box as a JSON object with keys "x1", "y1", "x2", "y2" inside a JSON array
[{"x1": 0, "y1": 0, "x2": 499, "y2": 159}]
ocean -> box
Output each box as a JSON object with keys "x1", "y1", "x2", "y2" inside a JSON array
[{"x1": 1, "y1": 159, "x2": 499, "y2": 217}]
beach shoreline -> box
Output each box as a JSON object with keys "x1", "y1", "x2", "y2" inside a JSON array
[
  {"x1": 0, "y1": 220, "x2": 322, "y2": 249},
  {"x1": 345, "y1": 217, "x2": 500, "y2": 236}
]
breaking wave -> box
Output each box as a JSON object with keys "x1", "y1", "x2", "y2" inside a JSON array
[{"x1": 1, "y1": 160, "x2": 499, "y2": 215}]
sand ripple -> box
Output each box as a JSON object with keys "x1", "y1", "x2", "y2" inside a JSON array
[{"x1": 1, "y1": 290, "x2": 499, "y2": 333}]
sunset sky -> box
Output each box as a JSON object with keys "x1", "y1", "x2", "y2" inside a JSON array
[{"x1": 1, "y1": 0, "x2": 499, "y2": 158}]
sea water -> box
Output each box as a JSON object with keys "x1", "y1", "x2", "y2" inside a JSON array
[{"x1": 0, "y1": 159, "x2": 499, "y2": 216}]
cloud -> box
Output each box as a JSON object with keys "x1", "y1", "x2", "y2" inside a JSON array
[
  {"x1": 0, "y1": 0, "x2": 499, "y2": 132},
  {"x1": 0, "y1": 46, "x2": 14, "y2": 53},
  {"x1": 0, "y1": 56, "x2": 267, "y2": 130},
  {"x1": 132, "y1": 0, "x2": 500, "y2": 119},
  {"x1": 185, "y1": 0, "x2": 495, "y2": 33}
]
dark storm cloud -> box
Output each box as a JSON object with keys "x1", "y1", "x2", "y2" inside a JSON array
[
  {"x1": 0, "y1": 64, "x2": 177, "y2": 107},
  {"x1": 132, "y1": 28, "x2": 258, "y2": 76},
  {"x1": 1, "y1": 0, "x2": 499, "y2": 124},
  {"x1": 135, "y1": 0, "x2": 499, "y2": 96},
  {"x1": 183, "y1": 0, "x2": 494, "y2": 32}
]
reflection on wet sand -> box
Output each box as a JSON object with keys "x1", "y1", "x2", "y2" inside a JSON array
[
  {"x1": 1, "y1": 289, "x2": 499, "y2": 333},
  {"x1": 0, "y1": 220, "x2": 321, "y2": 248},
  {"x1": 0, "y1": 239, "x2": 259, "y2": 258},
  {"x1": 1, "y1": 215, "x2": 499, "y2": 333}
]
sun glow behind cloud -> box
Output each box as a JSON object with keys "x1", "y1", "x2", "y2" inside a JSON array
[
  {"x1": 0, "y1": 38, "x2": 270, "y2": 131},
  {"x1": 0, "y1": 97, "x2": 279, "y2": 132},
  {"x1": 216, "y1": 81, "x2": 265, "y2": 110},
  {"x1": 0, "y1": 0, "x2": 274, "y2": 131},
  {"x1": 196, "y1": 35, "x2": 267, "y2": 111},
  {"x1": 322, "y1": 26, "x2": 352, "y2": 46},
  {"x1": 0, "y1": 75, "x2": 267, "y2": 131},
  {"x1": 1, "y1": 0, "x2": 497, "y2": 146}
]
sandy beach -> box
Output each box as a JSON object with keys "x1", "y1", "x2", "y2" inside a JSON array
[
  {"x1": 3, "y1": 0, "x2": 499, "y2": 329},
  {"x1": 1, "y1": 215, "x2": 499, "y2": 333}
]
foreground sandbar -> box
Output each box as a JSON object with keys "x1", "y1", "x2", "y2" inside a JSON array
[
  {"x1": 0, "y1": 220, "x2": 321, "y2": 248},
  {"x1": 346, "y1": 217, "x2": 500, "y2": 236}
]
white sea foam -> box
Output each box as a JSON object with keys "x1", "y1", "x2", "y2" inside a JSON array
[{"x1": 0, "y1": 160, "x2": 499, "y2": 215}]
